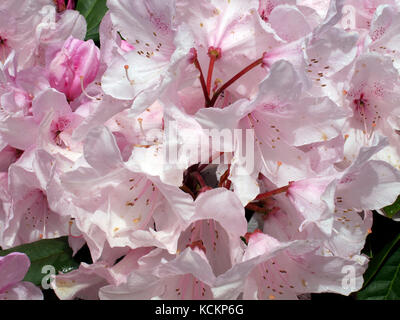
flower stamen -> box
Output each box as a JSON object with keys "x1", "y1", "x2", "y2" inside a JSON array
[
  {"x1": 208, "y1": 54, "x2": 266, "y2": 108},
  {"x1": 254, "y1": 184, "x2": 291, "y2": 201},
  {"x1": 190, "y1": 48, "x2": 211, "y2": 105},
  {"x1": 79, "y1": 76, "x2": 100, "y2": 101},
  {"x1": 124, "y1": 65, "x2": 135, "y2": 85}
]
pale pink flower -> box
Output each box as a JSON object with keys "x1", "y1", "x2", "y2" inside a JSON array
[
  {"x1": 99, "y1": 247, "x2": 217, "y2": 300},
  {"x1": 49, "y1": 125, "x2": 194, "y2": 261},
  {"x1": 366, "y1": 4, "x2": 400, "y2": 71},
  {"x1": 344, "y1": 53, "x2": 400, "y2": 138},
  {"x1": 1, "y1": 148, "x2": 71, "y2": 248},
  {"x1": 0, "y1": 252, "x2": 43, "y2": 300},
  {"x1": 53, "y1": 247, "x2": 152, "y2": 300},
  {"x1": 102, "y1": 0, "x2": 194, "y2": 115},
  {"x1": 211, "y1": 231, "x2": 366, "y2": 300},
  {"x1": 0, "y1": 1, "x2": 86, "y2": 70},
  {"x1": 238, "y1": 60, "x2": 349, "y2": 186},
  {"x1": 261, "y1": 134, "x2": 397, "y2": 255},
  {"x1": 344, "y1": 0, "x2": 399, "y2": 30},
  {"x1": 336, "y1": 135, "x2": 400, "y2": 212},
  {"x1": 296, "y1": 0, "x2": 332, "y2": 19},
  {"x1": 84, "y1": 188, "x2": 246, "y2": 300}
]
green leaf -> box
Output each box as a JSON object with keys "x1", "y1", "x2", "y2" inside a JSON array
[
  {"x1": 0, "y1": 237, "x2": 79, "y2": 287},
  {"x1": 357, "y1": 234, "x2": 400, "y2": 300},
  {"x1": 362, "y1": 233, "x2": 400, "y2": 288},
  {"x1": 382, "y1": 195, "x2": 400, "y2": 219},
  {"x1": 76, "y1": 0, "x2": 108, "y2": 43}
]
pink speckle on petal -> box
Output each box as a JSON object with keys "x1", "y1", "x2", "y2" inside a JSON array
[{"x1": 371, "y1": 26, "x2": 386, "y2": 41}]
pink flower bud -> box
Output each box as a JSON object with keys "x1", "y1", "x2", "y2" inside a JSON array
[{"x1": 48, "y1": 36, "x2": 100, "y2": 101}]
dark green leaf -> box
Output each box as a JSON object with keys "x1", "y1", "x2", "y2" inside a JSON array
[
  {"x1": 383, "y1": 195, "x2": 400, "y2": 219},
  {"x1": 361, "y1": 233, "x2": 400, "y2": 288},
  {"x1": 0, "y1": 237, "x2": 79, "y2": 286},
  {"x1": 357, "y1": 235, "x2": 400, "y2": 300},
  {"x1": 76, "y1": 0, "x2": 108, "y2": 43}
]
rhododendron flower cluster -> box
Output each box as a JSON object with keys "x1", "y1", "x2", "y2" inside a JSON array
[{"x1": 0, "y1": 0, "x2": 399, "y2": 300}]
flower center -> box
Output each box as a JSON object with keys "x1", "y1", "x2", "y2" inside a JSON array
[
  {"x1": 352, "y1": 92, "x2": 380, "y2": 135},
  {"x1": 0, "y1": 36, "x2": 10, "y2": 63},
  {"x1": 51, "y1": 116, "x2": 72, "y2": 147}
]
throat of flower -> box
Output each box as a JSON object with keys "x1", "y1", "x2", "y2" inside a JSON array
[
  {"x1": 0, "y1": 36, "x2": 10, "y2": 64},
  {"x1": 353, "y1": 93, "x2": 378, "y2": 138}
]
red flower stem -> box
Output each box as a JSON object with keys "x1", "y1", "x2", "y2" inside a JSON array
[
  {"x1": 193, "y1": 58, "x2": 211, "y2": 105},
  {"x1": 218, "y1": 164, "x2": 231, "y2": 187},
  {"x1": 255, "y1": 185, "x2": 289, "y2": 201},
  {"x1": 208, "y1": 57, "x2": 264, "y2": 108}
]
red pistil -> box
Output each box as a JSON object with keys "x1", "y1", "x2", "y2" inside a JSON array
[
  {"x1": 190, "y1": 48, "x2": 211, "y2": 105},
  {"x1": 206, "y1": 47, "x2": 221, "y2": 96},
  {"x1": 207, "y1": 55, "x2": 265, "y2": 108},
  {"x1": 255, "y1": 184, "x2": 290, "y2": 201}
]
